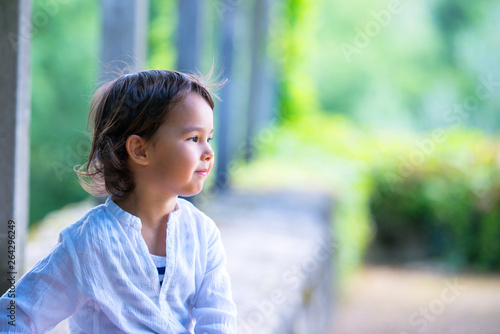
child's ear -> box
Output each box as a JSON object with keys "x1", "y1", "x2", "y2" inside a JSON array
[{"x1": 125, "y1": 135, "x2": 149, "y2": 166}]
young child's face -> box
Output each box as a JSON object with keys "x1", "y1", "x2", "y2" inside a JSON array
[{"x1": 144, "y1": 92, "x2": 214, "y2": 198}]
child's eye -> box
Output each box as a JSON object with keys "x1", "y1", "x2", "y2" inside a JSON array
[
  {"x1": 207, "y1": 137, "x2": 213, "y2": 143},
  {"x1": 188, "y1": 136, "x2": 198, "y2": 142}
]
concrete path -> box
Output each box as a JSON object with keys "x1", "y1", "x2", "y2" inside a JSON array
[{"x1": 330, "y1": 264, "x2": 500, "y2": 334}]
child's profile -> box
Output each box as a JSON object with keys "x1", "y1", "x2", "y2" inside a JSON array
[{"x1": 0, "y1": 70, "x2": 237, "y2": 333}]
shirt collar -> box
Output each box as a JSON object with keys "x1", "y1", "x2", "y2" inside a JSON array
[
  {"x1": 105, "y1": 197, "x2": 182, "y2": 229},
  {"x1": 168, "y1": 201, "x2": 182, "y2": 224}
]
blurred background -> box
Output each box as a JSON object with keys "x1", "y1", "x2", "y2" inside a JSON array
[{"x1": 16, "y1": 0, "x2": 500, "y2": 332}]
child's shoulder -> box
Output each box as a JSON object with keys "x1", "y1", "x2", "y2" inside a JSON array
[
  {"x1": 177, "y1": 198, "x2": 217, "y2": 229},
  {"x1": 177, "y1": 197, "x2": 202, "y2": 213},
  {"x1": 59, "y1": 202, "x2": 111, "y2": 241}
]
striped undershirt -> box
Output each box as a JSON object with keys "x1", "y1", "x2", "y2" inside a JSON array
[{"x1": 150, "y1": 254, "x2": 167, "y2": 286}]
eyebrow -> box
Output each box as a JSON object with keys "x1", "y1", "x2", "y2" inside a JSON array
[{"x1": 181, "y1": 126, "x2": 214, "y2": 134}]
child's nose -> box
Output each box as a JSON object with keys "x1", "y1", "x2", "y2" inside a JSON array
[{"x1": 202, "y1": 146, "x2": 214, "y2": 161}]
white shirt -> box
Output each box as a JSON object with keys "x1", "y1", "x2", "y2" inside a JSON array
[{"x1": 0, "y1": 198, "x2": 237, "y2": 333}]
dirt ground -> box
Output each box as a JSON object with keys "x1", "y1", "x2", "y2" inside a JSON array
[{"x1": 330, "y1": 264, "x2": 500, "y2": 334}]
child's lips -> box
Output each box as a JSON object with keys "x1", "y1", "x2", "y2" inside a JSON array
[{"x1": 195, "y1": 169, "x2": 209, "y2": 176}]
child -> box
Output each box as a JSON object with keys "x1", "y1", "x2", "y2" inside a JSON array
[{"x1": 0, "y1": 70, "x2": 237, "y2": 333}]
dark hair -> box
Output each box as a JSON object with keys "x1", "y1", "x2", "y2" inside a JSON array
[{"x1": 76, "y1": 69, "x2": 217, "y2": 199}]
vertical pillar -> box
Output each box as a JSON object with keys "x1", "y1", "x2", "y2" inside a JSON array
[
  {"x1": 245, "y1": 0, "x2": 273, "y2": 161},
  {"x1": 176, "y1": 0, "x2": 203, "y2": 72},
  {"x1": 214, "y1": 1, "x2": 237, "y2": 190},
  {"x1": 0, "y1": 0, "x2": 32, "y2": 294},
  {"x1": 100, "y1": 0, "x2": 149, "y2": 81}
]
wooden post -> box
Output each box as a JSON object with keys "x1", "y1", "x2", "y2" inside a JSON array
[
  {"x1": 100, "y1": 0, "x2": 149, "y2": 81},
  {"x1": 0, "y1": 0, "x2": 32, "y2": 294},
  {"x1": 176, "y1": 0, "x2": 203, "y2": 72}
]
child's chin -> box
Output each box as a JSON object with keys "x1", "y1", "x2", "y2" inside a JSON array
[{"x1": 181, "y1": 186, "x2": 204, "y2": 198}]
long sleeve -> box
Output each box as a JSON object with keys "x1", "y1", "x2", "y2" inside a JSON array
[
  {"x1": 0, "y1": 198, "x2": 238, "y2": 333},
  {"x1": 192, "y1": 224, "x2": 237, "y2": 333},
  {"x1": 0, "y1": 232, "x2": 85, "y2": 333}
]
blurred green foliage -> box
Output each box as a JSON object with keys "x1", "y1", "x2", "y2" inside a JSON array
[
  {"x1": 234, "y1": 113, "x2": 500, "y2": 286},
  {"x1": 370, "y1": 130, "x2": 500, "y2": 270},
  {"x1": 30, "y1": 0, "x2": 99, "y2": 225},
  {"x1": 234, "y1": 0, "x2": 500, "y2": 283},
  {"x1": 29, "y1": 0, "x2": 500, "y2": 280},
  {"x1": 147, "y1": 0, "x2": 176, "y2": 70},
  {"x1": 311, "y1": 0, "x2": 500, "y2": 131}
]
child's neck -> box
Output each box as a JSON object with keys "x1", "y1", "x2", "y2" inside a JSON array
[
  {"x1": 115, "y1": 191, "x2": 177, "y2": 256},
  {"x1": 115, "y1": 191, "x2": 177, "y2": 229}
]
